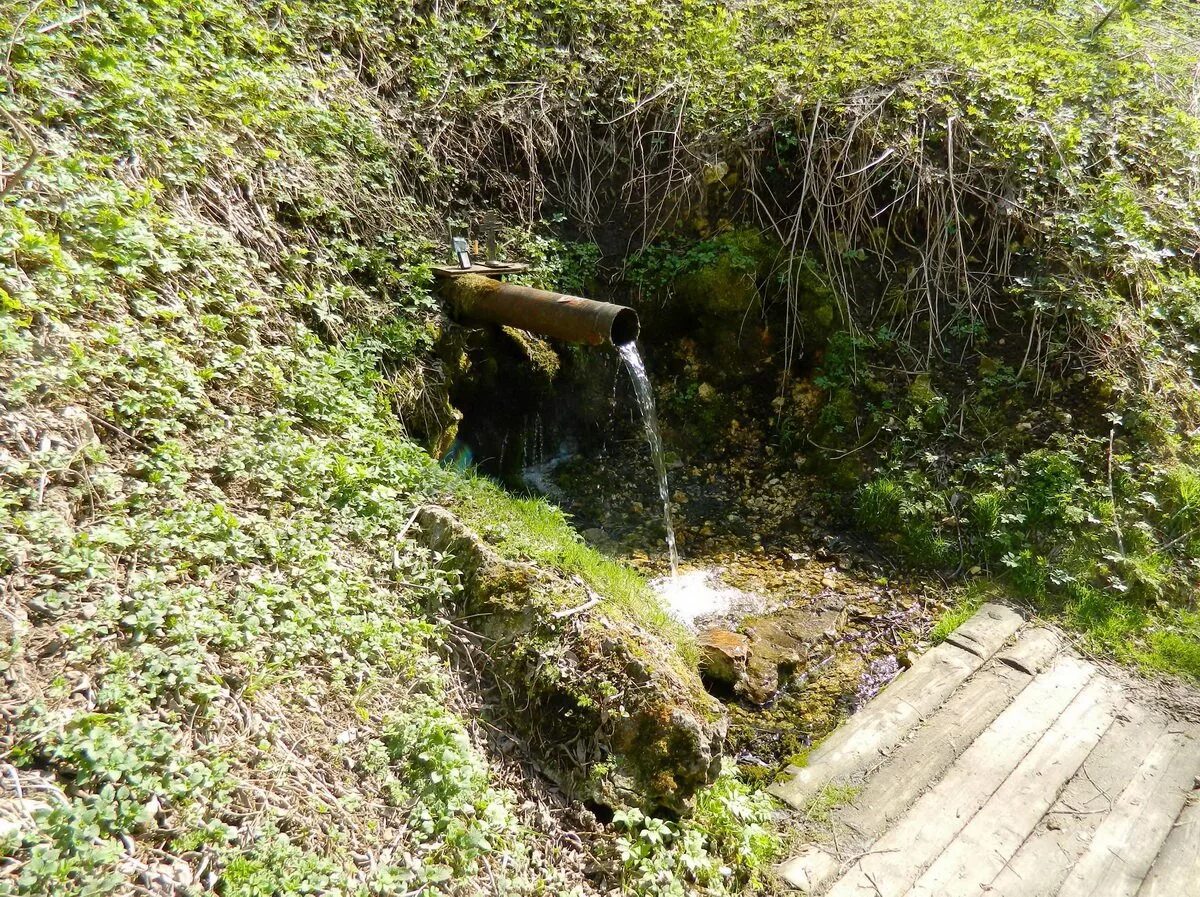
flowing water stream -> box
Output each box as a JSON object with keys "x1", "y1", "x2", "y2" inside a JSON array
[{"x1": 618, "y1": 343, "x2": 679, "y2": 577}]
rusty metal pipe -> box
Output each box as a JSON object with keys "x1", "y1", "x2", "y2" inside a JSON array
[{"x1": 440, "y1": 274, "x2": 639, "y2": 346}]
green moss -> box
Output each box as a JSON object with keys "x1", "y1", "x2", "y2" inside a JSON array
[
  {"x1": 442, "y1": 273, "x2": 503, "y2": 318},
  {"x1": 804, "y1": 783, "x2": 862, "y2": 825},
  {"x1": 451, "y1": 476, "x2": 699, "y2": 669},
  {"x1": 501, "y1": 326, "x2": 561, "y2": 379}
]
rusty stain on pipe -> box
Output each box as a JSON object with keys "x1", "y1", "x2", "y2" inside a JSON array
[{"x1": 440, "y1": 274, "x2": 639, "y2": 346}]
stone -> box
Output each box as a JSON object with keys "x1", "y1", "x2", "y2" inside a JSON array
[
  {"x1": 697, "y1": 629, "x2": 750, "y2": 686},
  {"x1": 742, "y1": 662, "x2": 782, "y2": 706},
  {"x1": 415, "y1": 506, "x2": 726, "y2": 813},
  {"x1": 777, "y1": 847, "x2": 841, "y2": 892},
  {"x1": 581, "y1": 528, "x2": 615, "y2": 552}
]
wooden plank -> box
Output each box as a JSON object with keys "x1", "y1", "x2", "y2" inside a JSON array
[
  {"x1": 839, "y1": 641, "x2": 1043, "y2": 834},
  {"x1": 944, "y1": 602, "x2": 1026, "y2": 658},
  {"x1": 778, "y1": 628, "x2": 1056, "y2": 894},
  {"x1": 824, "y1": 655, "x2": 1093, "y2": 897},
  {"x1": 797, "y1": 663, "x2": 1032, "y2": 894},
  {"x1": 769, "y1": 604, "x2": 1023, "y2": 809},
  {"x1": 907, "y1": 676, "x2": 1118, "y2": 897},
  {"x1": 987, "y1": 704, "x2": 1165, "y2": 897},
  {"x1": 1057, "y1": 723, "x2": 1200, "y2": 897},
  {"x1": 1137, "y1": 786, "x2": 1200, "y2": 897},
  {"x1": 994, "y1": 626, "x2": 1060, "y2": 674},
  {"x1": 432, "y1": 262, "x2": 529, "y2": 278},
  {"x1": 769, "y1": 641, "x2": 976, "y2": 808}
]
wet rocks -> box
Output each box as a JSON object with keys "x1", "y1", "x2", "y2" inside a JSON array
[
  {"x1": 739, "y1": 607, "x2": 838, "y2": 705},
  {"x1": 697, "y1": 629, "x2": 750, "y2": 686},
  {"x1": 581, "y1": 527, "x2": 618, "y2": 554},
  {"x1": 696, "y1": 605, "x2": 840, "y2": 705}
]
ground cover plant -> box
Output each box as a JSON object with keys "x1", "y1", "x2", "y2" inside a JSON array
[{"x1": 2, "y1": 0, "x2": 1200, "y2": 894}]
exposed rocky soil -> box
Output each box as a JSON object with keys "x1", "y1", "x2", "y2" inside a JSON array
[{"x1": 526, "y1": 429, "x2": 956, "y2": 779}]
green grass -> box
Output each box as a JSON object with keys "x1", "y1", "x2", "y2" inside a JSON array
[
  {"x1": 453, "y1": 476, "x2": 699, "y2": 667},
  {"x1": 929, "y1": 586, "x2": 990, "y2": 645},
  {"x1": 1067, "y1": 590, "x2": 1200, "y2": 681},
  {"x1": 803, "y1": 783, "x2": 862, "y2": 826},
  {"x1": 928, "y1": 580, "x2": 1200, "y2": 681}
]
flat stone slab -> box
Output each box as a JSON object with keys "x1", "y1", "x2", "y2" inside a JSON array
[
  {"x1": 776, "y1": 847, "x2": 840, "y2": 893},
  {"x1": 772, "y1": 603, "x2": 1200, "y2": 897}
]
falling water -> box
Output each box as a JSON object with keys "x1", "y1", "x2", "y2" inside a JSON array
[{"x1": 618, "y1": 343, "x2": 679, "y2": 577}]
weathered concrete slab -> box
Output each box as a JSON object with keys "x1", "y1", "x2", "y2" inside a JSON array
[
  {"x1": 797, "y1": 654, "x2": 1036, "y2": 896},
  {"x1": 995, "y1": 625, "x2": 1060, "y2": 674},
  {"x1": 775, "y1": 847, "x2": 840, "y2": 894},
  {"x1": 838, "y1": 631, "x2": 1044, "y2": 834},
  {"x1": 943, "y1": 602, "x2": 1025, "y2": 658}
]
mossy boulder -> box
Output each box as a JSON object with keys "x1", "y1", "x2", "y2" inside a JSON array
[
  {"x1": 399, "y1": 319, "x2": 467, "y2": 458},
  {"x1": 671, "y1": 229, "x2": 776, "y2": 320},
  {"x1": 414, "y1": 507, "x2": 726, "y2": 813},
  {"x1": 791, "y1": 256, "x2": 841, "y2": 347}
]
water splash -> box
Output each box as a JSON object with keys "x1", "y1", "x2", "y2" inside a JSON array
[
  {"x1": 652, "y1": 569, "x2": 765, "y2": 627},
  {"x1": 617, "y1": 342, "x2": 679, "y2": 576}
]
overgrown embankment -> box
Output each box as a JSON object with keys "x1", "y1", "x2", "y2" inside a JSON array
[
  {"x1": 3, "y1": 0, "x2": 1200, "y2": 895},
  {"x1": 0, "y1": 1, "x2": 773, "y2": 894},
  {"x1": 520, "y1": 0, "x2": 1200, "y2": 680}
]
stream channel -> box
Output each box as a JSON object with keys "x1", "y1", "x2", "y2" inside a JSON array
[{"x1": 519, "y1": 343, "x2": 952, "y2": 779}]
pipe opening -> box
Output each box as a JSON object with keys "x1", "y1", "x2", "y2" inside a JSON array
[{"x1": 610, "y1": 307, "x2": 640, "y2": 346}]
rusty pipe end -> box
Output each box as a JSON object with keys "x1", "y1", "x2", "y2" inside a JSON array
[
  {"x1": 610, "y1": 307, "x2": 639, "y2": 346},
  {"x1": 441, "y1": 275, "x2": 640, "y2": 346}
]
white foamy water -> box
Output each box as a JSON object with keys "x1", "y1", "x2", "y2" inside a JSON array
[{"x1": 652, "y1": 569, "x2": 764, "y2": 627}]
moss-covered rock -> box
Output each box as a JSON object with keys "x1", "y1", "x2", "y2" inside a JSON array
[
  {"x1": 500, "y1": 326, "x2": 561, "y2": 380},
  {"x1": 671, "y1": 229, "x2": 775, "y2": 320},
  {"x1": 415, "y1": 506, "x2": 726, "y2": 813}
]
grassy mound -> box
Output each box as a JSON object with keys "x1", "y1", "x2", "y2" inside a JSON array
[{"x1": 0, "y1": 0, "x2": 771, "y2": 893}]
